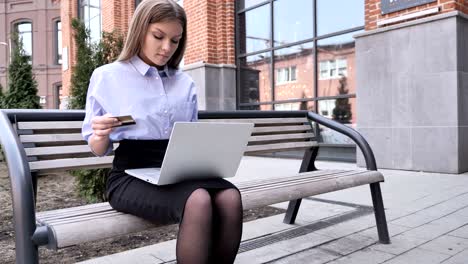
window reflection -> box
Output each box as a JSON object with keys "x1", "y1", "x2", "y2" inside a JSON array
[
  {"x1": 15, "y1": 22, "x2": 32, "y2": 60},
  {"x1": 80, "y1": 0, "x2": 101, "y2": 43},
  {"x1": 274, "y1": 0, "x2": 313, "y2": 46},
  {"x1": 239, "y1": 52, "x2": 272, "y2": 110},
  {"x1": 56, "y1": 21, "x2": 62, "y2": 65},
  {"x1": 318, "y1": 98, "x2": 356, "y2": 144},
  {"x1": 237, "y1": 0, "x2": 363, "y2": 120},
  {"x1": 238, "y1": 4, "x2": 270, "y2": 54},
  {"x1": 317, "y1": 32, "x2": 358, "y2": 97},
  {"x1": 238, "y1": 0, "x2": 268, "y2": 10},
  {"x1": 318, "y1": 97, "x2": 355, "y2": 124},
  {"x1": 274, "y1": 43, "x2": 314, "y2": 106},
  {"x1": 317, "y1": 0, "x2": 364, "y2": 36}
]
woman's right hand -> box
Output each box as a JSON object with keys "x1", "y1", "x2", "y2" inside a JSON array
[{"x1": 91, "y1": 113, "x2": 121, "y2": 141}]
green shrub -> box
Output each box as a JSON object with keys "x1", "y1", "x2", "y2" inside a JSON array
[
  {"x1": 69, "y1": 168, "x2": 109, "y2": 203},
  {"x1": 3, "y1": 32, "x2": 40, "y2": 109}
]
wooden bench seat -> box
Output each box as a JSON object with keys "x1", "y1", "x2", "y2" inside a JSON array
[
  {"x1": 0, "y1": 109, "x2": 390, "y2": 263},
  {"x1": 36, "y1": 169, "x2": 383, "y2": 249}
]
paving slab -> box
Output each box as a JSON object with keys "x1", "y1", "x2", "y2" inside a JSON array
[
  {"x1": 326, "y1": 247, "x2": 395, "y2": 264},
  {"x1": 440, "y1": 249, "x2": 468, "y2": 264},
  {"x1": 383, "y1": 248, "x2": 451, "y2": 264}
]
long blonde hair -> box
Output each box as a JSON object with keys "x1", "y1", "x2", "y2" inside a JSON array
[{"x1": 118, "y1": 0, "x2": 187, "y2": 69}]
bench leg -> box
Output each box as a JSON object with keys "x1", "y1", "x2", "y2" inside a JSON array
[
  {"x1": 283, "y1": 199, "x2": 302, "y2": 224},
  {"x1": 370, "y1": 182, "x2": 390, "y2": 244}
]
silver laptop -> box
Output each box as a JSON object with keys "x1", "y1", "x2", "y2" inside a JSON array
[{"x1": 125, "y1": 122, "x2": 254, "y2": 185}]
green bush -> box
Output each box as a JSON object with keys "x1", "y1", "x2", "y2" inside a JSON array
[
  {"x1": 69, "y1": 18, "x2": 124, "y2": 203},
  {"x1": 0, "y1": 83, "x2": 5, "y2": 109},
  {"x1": 69, "y1": 168, "x2": 108, "y2": 203}
]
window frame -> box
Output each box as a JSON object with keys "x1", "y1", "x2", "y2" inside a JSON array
[
  {"x1": 12, "y1": 20, "x2": 33, "y2": 63},
  {"x1": 53, "y1": 19, "x2": 62, "y2": 65},
  {"x1": 78, "y1": 0, "x2": 102, "y2": 43},
  {"x1": 235, "y1": 0, "x2": 362, "y2": 111}
]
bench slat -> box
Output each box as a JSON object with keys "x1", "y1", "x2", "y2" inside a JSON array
[
  {"x1": 25, "y1": 144, "x2": 119, "y2": 156},
  {"x1": 241, "y1": 171, "x2": 372, "y2": 193},
  {"x1": 36, "y1": 169, "x2": 383, "y2": 249},
  {"x1": 29, "y1": 156, "x2": 114, "y2": 171},
  {"x1": 20, "y1": 129, "x2": 312, "y2": 144},
  {"x1": 19, "y1": 118, "x2": 308, "y2": 131},
  {"x1": 18, "y1": 121, "x2": 83, "y2": 130},
  {"x1": 245, "y1": 141, "x2": 317, "y2": 154},
  {"x1": 242, "y1": 170, "x2": 383, "y2": 209},
  {"x1": 252, "y1": 125, "x2": 312, "y2": 134},
  {"x1": 36, "y1": 202, "x2": 112, "y2": 218},
  {"x1": 201, "y1": 117, "x2": 308, "y2": 124},
  {"x1": 249, "y1": 132, "x2": 314, "y2": 142},
  {"x1": 20, "y1": 133, "x2": 84, "y2": 143},
  {"x1": 235, "y1": 169, "x2": 348, "y2": 188}
]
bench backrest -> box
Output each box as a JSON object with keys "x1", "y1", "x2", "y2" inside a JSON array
[{"x1": 13, "y1": 112, "x2": 316, "y2": 174}]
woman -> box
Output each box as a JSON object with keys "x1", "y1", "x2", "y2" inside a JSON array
[{"x1": 81, "y1": 1, "x2": 242, "y2": 263}]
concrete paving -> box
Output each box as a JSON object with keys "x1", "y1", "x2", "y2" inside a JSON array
[{"x1": 79, "y1": 156, "x2": 468, "y2": 264}]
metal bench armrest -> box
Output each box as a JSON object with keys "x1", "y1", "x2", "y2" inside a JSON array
[
  {"x1": 0, "y1": 110, "x2": 39, "y2": 261},
  {"x1": 306, "y1": 111, "x2": 377, "y2": 170}
]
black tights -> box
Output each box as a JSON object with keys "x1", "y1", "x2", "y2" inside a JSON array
[{"x1": 176, "y1": 188, "x2": 243, "y2": 264}]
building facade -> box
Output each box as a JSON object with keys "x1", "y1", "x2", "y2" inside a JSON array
[
  {"x1": 356, "y1": 0, "x2": 468, "y2": 173},
  {"x1": 0, "y1": 0, "x2": 62, "y2": 109}
]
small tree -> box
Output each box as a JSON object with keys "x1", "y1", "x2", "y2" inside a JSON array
[
  {"x1": 0, "y1": 83, "x2": 5, "y2": 108},
  {"x1": 69, "y1": 18, "x2": 124, "y2": 202},
  {"x1": 69, "y1": 18, "x2": 96, "y2": 110},
  {"x1": 332, "y1": 75, "x2": 352, "y2": 124},
  {"x1": 94, "y1": 30, "x2": 124, "y2": 66},
  {"x1": 3, "y1": 33, "x2": 40, "y2": 109}
]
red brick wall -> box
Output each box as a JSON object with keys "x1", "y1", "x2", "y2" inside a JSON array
[
  {"x1": 61, "y1": 0, "x2": 234, "y2": 98},
  {"x1": 184, "y1": 0, "x2": 235, "y2": 65},
  {"x1": 366, "y1": 0, "x2": 468, "y2": 30},
  {"x1": 61, "y1": 0, "x2": 134, "y2": 97},
  {"x1": 102, "y1": 0, "x2": 134, "y2": 33},
  {"x1": 60, "y1": 0, "x2": 79, "y2": 98}
]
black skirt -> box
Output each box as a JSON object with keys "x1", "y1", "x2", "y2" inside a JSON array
[{"x1": 107, "y1": 139, "x2": 238, "y2": 225}]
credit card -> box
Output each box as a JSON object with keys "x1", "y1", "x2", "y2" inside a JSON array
[{"x1": 111, "y1": 115, "x2": 136, "y2": 127}]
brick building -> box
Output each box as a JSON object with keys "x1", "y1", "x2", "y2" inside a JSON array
[{"x1": 0, "y1": 0, "x2": 62, "y2": 109}]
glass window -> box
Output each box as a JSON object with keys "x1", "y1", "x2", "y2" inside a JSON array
[
  {"x1": 318, "y1": 97, "x2": 355, "y2": 124},
  {"x1": 317, "y1": 0, "x2": 364, "y2": 36},
  {"x1": 238, "y1": 0, "x2": 268, "y2": 10},
  {"x1": 40, "y1": 96, "x2": 46, "y2": 105},
  {"x1": 318, "y1": 32, "x2": 358, "y2": 97},
  {"x1": 239, "y1": 52, "x2": 272, "y2": 110},
  {"x1": 318, "y1": 98, "x2": 356, "y2": 144},
  {"x1": 80, "y1": 0, "x2": 101, "y2": 43},
  {"x1": 238, "y1": 4, "x2": 270, "y2": 54},
  {"x1": 15, "y1": 22, "x2": 32, "y2": 60},
  {"x1": 237, "y1": 0, "x2": 362, "y2": 121},
  {"x1": 274, "y1": 42, "x2": 314, "y2": 101},
  {"x1": 55, "y1": 21, "x2": 62, "y2": 65},
  {"x1": 54, "y1": 83, "x2": 62, "y2": 109},
  {"x1": 276, "y1": 66, "x2": 297, "y2": 84},
  {"x1": 274, "y1": 0, "x2": 313, "y2": 46}
]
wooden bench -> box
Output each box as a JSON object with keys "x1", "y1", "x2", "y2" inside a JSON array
[{"x1": 0, "y1": 109, "x2": 389, "y2": 263}]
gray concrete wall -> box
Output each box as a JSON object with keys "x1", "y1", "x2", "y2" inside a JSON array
[
  {"x1": 184, "y1": 62, "x2": 237, "y2": 111},
  {"x1": 458, "y1": 16, "x2": 468, "y2": 173},
  {"x1": 355, "y1": 11, "x2": 468, "y2": 173}
]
